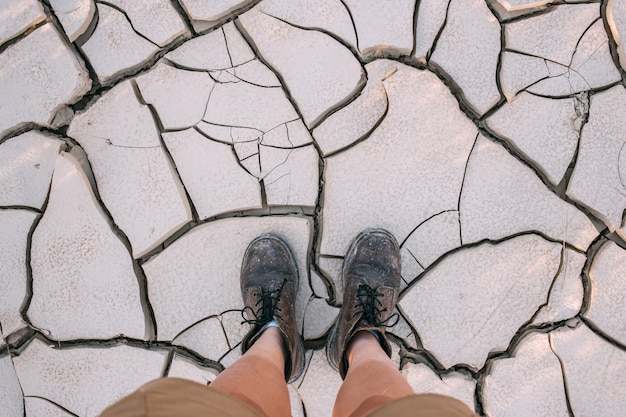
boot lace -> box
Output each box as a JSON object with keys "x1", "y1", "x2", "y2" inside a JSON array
[
  {"x1": 241, "y1": 280, "x2": 286, "y2": 326},
  {"x1": 353, "y1": 284, "x2": 399, "y2": 327}
]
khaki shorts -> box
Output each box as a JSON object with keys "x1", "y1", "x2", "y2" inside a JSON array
[{"x1": 99, "y1": 377, "x2": 477, "y2": 417}]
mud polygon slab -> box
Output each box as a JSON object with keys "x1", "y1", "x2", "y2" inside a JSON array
[
  {"x1": 312, "y1": 60, "x2": 390, "y2": 156},
  {"x1": 460, "y1": 135, "x2": 597, "y2": 251},
  {"x1": 430, "y1": 0, "x2": 501, "y2": 115},
  {"x1": 552, "y1": 323, "x2": 626, "y2": 417},
  {"x1": 136, "y1": 63, "x2": 214, "y2": 130},
  {"x1": 608, "y1": 0, "x2": 626, "y2": 71},
  {"x1": 533, "y1": 249, "x2": 585, "y2": 325},
  {"x1": 0, "y1": 0, "x2": 45, "y2": 43},
  {"x1": 49, "y1": 0, "x2": 97, "y2": 42},
  {"x1": 321, "y1": 61, "x2": 477, "y2": 258},
  {"x1": 584, "y1": 241, "x2": 626, "y2": 344},
  {"x1": 402, "y1": 363, "x2": 476, "y2": 411},
  {"x1": 259, "y1": 144, "x2": 319, "y2": 207},
  {"x1": 0, "y1": 23, "x2": 91, "y2": 137},
  {"x1": 81, "y1": 4, "x2": 158, "y2": 82},
  {"x1": 163, "y1": 129, "x2": 261, "y2": 219},
  {"x1": 399, "y1": 234, "x2": 562, "y2": 369},
  {"x1": 105, "y1": 0, "x2": 188, "y2": 46},
  {"x1": 297, "y1": 350, "x2": 342, "y2": 417},
  {"x1": 483, "y1": 332, "x2": 569, "y2": 417},
  {"x1": 487, "y1": 92, "x2": 581, "y2": 185},
  {"x1": 167, "y1": 353, "x2": 219, "y2": 384},
  {"x1": 68, "y1": 80, "x2": 192, "y2": 258},
  {"x1": 13, "y1": 339, "x2": 167, "y2": 417},
  {"x1": 341, "y1": 0, "x2": 415, "y2": 54},
  {"x1": 567, "y1": 86, "x2": 626, "y2": 233},
  {"x1": 144, "y1": 216, "x2": 311, "y2": 341},
  {"x1": 0, "y1": 210, "x2": 37, "y2": 336},
  {"x1": 29, "y1": 153, "x2": 145, "y2": 340},
  {"x1": 0, "y1": 131, "x2": 63, "y2": 208},
  {"x1": 257, "y1": 0, "x2": 357, "y2": 48},
  {"x1": 238, "y1": 9, "x2": 364, "y2": 127},
  {"x1": 0, "y1": 356, "x2": 23, "y2": 417}
]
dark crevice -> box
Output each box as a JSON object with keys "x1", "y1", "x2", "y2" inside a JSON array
[
  {"x1": 23, "y1": 396, "x2": 79, "y2": 417},
  {"x1": 474, "y1": 360, "x2": 489, "y2": 416},
  {"x1": 137, "y1": 210, "x2": 314, "y2": 264},
  {"x1": 309, "y1": 148, "x2": 333, "y2": 304},
  {"x1": 548, "y1": 333, "x2": 576, "y2": 417},
  {"x1": 557, "y1": 92, "x2": 589, "y2": 193},
  {"x1": 578, "y1": 232, "x2": 607, "y2": 315},
  {"x1": 495, "y1": 1, "x2": 572, "y2": 25},
  {"x1": 20, "y1": 197, "x2": 47, "y2": 330},
  {"x1": 171, "y1": 314, "x2": 221, "y2": 342},
  {"x1": 425, "y1": 0, "x2": 451, "y2": 62},
  {"x1": 0, "y1": 206, "x2": 42, "y2": 214},
  {"x1": 132, "y1": 79, "x2": 200, "y2": 224},
  {"x1": 579, "y1": 315, "x2": 626, "y2": 352},
  {"x1": 339, "y1": 0, "x2": 359, "y2": 51},
  {"x1": 527, "y1": 246, "x2": 567, "y2": 324},
  {"x1": 601, "y1": 0, "x2": 626, "y2": 82},
  {"x1": 457, "y1": 133, "x2": 479, "y2": 245},
  {"x1": 163, "y1": 55, "x2": 252, "y2": 73},
  {"x1": 168, "y1": 344, "x2": 225, "y2": 373},
  {"x1": 259, "y1": 10, "x2": 362, "y2": 64},
  {"x1": 522, "y1": 79, "x2": 621, "y2": 100},
  {"x1": 400, "y1": 209, "x2": 459, "y2": 248},
  {"x1": 410, "y1": 0, "x2": 421, "y2": 56},
  {"x1": 0, "y1": 17, "x2": 49, "y2": 54},
  {"x1": 405, "y1": 248, "x2": 425, "y2": 272},
  {"x1": 296, "y1": 350, "x2": 316, "y2": 389},
  {"x1": 221, "y1": 26, "x2": 235, "y2": 68},
  {"x1": 425, "y1": 60, "x2": 482, "y2": 123},
  {"x1": 169, "y1": 0, "x2": 199, "y2": 37},
  {"x1": 483, "y1": 1, "x2": 508, "y2": 121},
  {"x1": 162, "y1": 348, "x2": 175, "y2": 377}
]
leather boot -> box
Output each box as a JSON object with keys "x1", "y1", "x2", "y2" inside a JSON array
[
  {"x1": 326, "y1": 228, "x2": 401, "y2": 379},
  {"x1": 240, "y1": 234, "x2": 306, "y2": 383}
]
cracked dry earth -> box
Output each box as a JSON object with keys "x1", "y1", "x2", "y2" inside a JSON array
[{"x1": 2, "y1": 0, "x2": 626, "y2": 416}]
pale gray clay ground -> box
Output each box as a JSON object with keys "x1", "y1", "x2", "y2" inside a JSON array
[{"x1": 1, "y1": 1, "x2": 626, "y2": 416}]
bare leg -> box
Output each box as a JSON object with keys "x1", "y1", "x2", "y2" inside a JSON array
[
  {"x1": 211, "y1": 327, "x2": 291, "y2": 417},
  {"x1": 333, "y1": 332, "x2": 415, "y2": 417}
]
